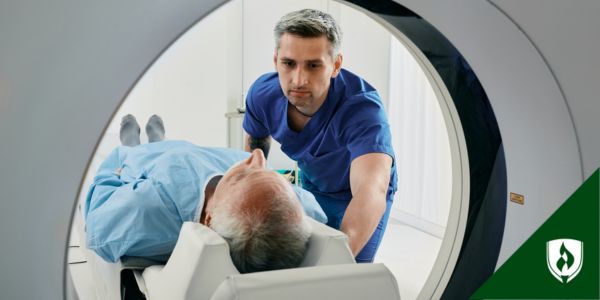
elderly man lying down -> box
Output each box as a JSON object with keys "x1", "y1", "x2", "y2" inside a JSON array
[{"x1": 84, "y1": 114, "x2": 326, "y2": 273}]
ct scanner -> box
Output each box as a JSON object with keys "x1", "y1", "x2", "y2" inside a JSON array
[{"x1": 1, "y1": 0, "x2": 599, "y2": 299}]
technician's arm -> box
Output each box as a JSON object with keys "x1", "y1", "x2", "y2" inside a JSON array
[
  {"x1": 341, "y1": 153, "x2": 392, "y2": 256},
  {"x1": 244, "y1": 133, "x2": 272, "y2": 158}
]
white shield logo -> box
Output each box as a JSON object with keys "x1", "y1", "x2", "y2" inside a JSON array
[{"x1": 546, "y1": 239, "x2": 583, "y2": 283}]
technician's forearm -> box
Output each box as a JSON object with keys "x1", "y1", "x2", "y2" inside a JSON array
[
  {"x1": 244, "y1": 134, "x2": 271, "y2": 158},
  {"x1": 340, "y1": 191, "x2": 387, "y2": 257}
]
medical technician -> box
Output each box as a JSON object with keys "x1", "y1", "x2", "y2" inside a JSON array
[{"x1": 243, "y1": 9, "x2": 397, "y2": 262}]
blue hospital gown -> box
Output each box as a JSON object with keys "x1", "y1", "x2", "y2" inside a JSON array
[{"x1": 84, "y1": 140, "x2": 325, "y2": 263}]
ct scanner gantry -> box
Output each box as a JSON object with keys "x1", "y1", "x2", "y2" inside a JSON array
[{"x1": 0, "y1": 0, "x2": 599, "y2": 299}]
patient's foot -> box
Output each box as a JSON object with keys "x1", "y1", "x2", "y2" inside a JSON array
[
  {"x1": 120, "y1": 114, "x2": 141, "y2": 146},
  {"x1": 146, "y1": 114, "x2": 165, "y2": 143}
]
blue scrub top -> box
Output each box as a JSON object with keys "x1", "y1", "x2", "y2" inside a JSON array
[
  {"x1": 243, "y1": 69, "x2": 398, "y2": 205},
  {"x1": 84, "y1": 140, "x2": 326, "y2": 263}
]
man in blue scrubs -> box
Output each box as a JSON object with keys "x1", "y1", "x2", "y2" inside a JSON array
[
  {"x1": 243, "y1": 9, "x2": 397, "y2": 262},
  {"x1": 85, "y1": 115, "x2": 324, "y2": 273}
]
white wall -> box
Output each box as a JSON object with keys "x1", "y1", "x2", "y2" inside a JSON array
[
  {"x1": 106, "y1": 1, "x2": 241, "y2": 149},
  {"x1": 79, "y1": 1, "x2": 242, "y2": 204},
  {"x1": 388, "y1": 37, "x2": 452, "y2": 237},
  {"x1": 335, "y1": 3, "x2": 390, "y2": 109}
]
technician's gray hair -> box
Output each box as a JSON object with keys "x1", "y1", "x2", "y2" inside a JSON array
[
  {"x1": 274, "y1": 8, "x2": 343, "y2": 57},
  {"x1": 210, "y1": 193, "x2": 311, "y2": 273}
]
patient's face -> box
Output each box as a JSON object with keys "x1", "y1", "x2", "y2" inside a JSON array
[{"x1": 206, "y1": 149, "x2": 296, "y2": 221}]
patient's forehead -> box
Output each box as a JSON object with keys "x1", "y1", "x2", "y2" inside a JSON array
[
  {"x1": 237, "y1": 173, "x2": 302, "y2": 219},
  {"x1": 237, "y1": 171, "x2": 295, "y2": 198},
  {"x1": 216, "y1": 168, "x2": 297, "y2": 209},
  {"x1": 238, "y1": 170, "x2": 291, "y2": 192}
]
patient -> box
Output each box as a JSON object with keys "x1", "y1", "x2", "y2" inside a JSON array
[{"x1": 84, "y1": 114, "x2": 322, "y2": 273}]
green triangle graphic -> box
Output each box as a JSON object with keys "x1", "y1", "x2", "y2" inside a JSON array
[{"x1": 471, "y1": 169, "x2": 599, "y2": 299}]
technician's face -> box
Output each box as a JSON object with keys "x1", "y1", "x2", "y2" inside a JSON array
[
  {"x1": 206, "y1": 149, "x2": 293, "y2": 219},
  {"x1": 274, "y1": 33, "x2": 342, "y2": 113}
]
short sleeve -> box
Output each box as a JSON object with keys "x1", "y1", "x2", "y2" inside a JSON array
[
  {"x1": 345, "y1": 122, "x2": 395, "y2": 163},
  {"x1": 340, "y1": 93, "x2": 395, "y2": 163},
  {"x1": 243, "y1": 84, "x2": 270, "y2": 138}
]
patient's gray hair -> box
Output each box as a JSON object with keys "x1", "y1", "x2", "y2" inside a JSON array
[
  {"x1": 274, "y1": 8, "x2": 343, "y2": 57},
  {"x1": 210, "y1": 193, "x2": 311, "y2": 273}
]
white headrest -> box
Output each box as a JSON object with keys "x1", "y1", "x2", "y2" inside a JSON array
[
  {"x1": 142, "y1": 222, "x2": 239, "y2": 300},
  {"x1": 209, "y1": 263, "x2": 401, "y2": 300},
  {"x1": 142, "y1": 219, "x2": 356, "y2": 299},
  {"x1": 301, "y1": 217, "x2": 355, "y2": 266}
]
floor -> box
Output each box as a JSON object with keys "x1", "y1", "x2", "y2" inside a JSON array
[{"x1": 374, "y1": 218, "x2": 443, "y2": 300}]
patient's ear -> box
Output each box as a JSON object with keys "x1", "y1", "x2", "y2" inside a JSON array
[{"x1": 202, "y1": 213, "x2": 212, "y2": 227}]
